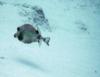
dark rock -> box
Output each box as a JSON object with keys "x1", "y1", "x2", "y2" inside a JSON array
[
  {"x1": 0, "y1": 1, "x2": 5, "y2": 6},
  {"x1": 0, "y1": 56, "x2": 5, "y2": 59},
  {"x1": 17, "y1": 4, "x2": 51, "y2": 31}
]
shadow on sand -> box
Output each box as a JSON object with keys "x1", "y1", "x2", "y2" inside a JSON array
[{"x1": 15, "y1": 58, "x2": 46, "y2": 72}]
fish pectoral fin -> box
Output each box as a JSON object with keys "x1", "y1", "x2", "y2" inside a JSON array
[{"x1": 18, "y1": 32, "x2": 23, "y2": 41}]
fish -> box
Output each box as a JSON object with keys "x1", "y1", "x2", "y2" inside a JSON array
[{"x1": 14, "y1": 24, "x2": 50, "y2": 46}]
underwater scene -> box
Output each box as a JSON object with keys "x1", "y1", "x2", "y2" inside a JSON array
[{"x1": 0, "y1": 0, "x2": 100, "y2": 77}]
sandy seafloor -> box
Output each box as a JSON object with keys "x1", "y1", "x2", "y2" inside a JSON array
[{"x1": 0, "y1": 0, "x2": 100, "y2": 77}]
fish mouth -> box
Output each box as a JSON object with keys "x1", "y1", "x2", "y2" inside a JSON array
[
  {"x1": 14, "y1": 33, "x2": 17, "y2": 38},
  {"x1": 14, "y1": 32, "x2": 21, "y2": 38},
  {"x1": 14, "y1": 32, "x2": 24, "y2": 41}
]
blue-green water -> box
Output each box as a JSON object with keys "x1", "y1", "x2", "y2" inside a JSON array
[{"x1": 0, "y1": 0, "x2": 100, "y2": 77}]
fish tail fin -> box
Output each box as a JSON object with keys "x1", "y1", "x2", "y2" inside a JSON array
[{"x1": 42, "y1": 37, "x2": 50, "y2": 46}]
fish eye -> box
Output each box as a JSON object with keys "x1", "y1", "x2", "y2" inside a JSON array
[{"x1": 17, "y1": 27, "x2": 20, "y2": 31}]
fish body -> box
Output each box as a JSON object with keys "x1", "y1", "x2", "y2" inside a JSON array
[{"x1": 14, "y1": 24, "x2": 50, "y2": 46}]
